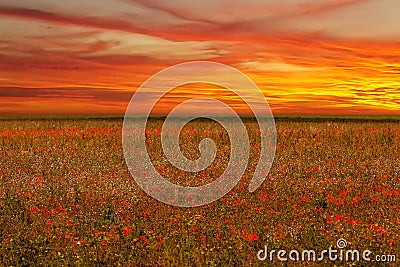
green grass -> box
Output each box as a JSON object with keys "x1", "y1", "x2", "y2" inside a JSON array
[{"x1": 0, "y1": 118, "x2": 399, "y2": 266}]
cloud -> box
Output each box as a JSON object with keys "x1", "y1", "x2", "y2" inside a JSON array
[
  {"x1": 0, "y1": 0, "x2": 382, "y2": 45},
  {"x1": 0, "y1": 87, "x2": 133, "y2": 102},
  {"x1": 0, "y1": 7, "x2": 149, "y2": 35},
  {"x1": 238, "y1": 61, "x2": 320, "y2": 73},
  {"x1": 1, "y1": 0, "x2": 400, "y2": 114}
]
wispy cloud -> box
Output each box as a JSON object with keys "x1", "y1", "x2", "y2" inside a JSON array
[{"x1": 0, "y1": 0, "x2": 399, "y2": 114}]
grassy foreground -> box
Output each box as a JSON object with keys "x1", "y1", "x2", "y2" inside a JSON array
[{"x1": 0, "y1": 118, "x2": 399, "y2": 266}]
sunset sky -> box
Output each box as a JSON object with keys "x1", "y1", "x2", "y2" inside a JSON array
[{"x1": 0, "y1": 0, "x2": 399, "y2": 114}]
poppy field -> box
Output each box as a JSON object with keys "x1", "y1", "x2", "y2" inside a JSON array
[{"x1": 0, "y1": 117, "x2": 399, "y2": 266}]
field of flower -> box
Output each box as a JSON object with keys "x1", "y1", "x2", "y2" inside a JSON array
[{"x1": 0, "y1": 118, "x2": 399, "y2": 266}]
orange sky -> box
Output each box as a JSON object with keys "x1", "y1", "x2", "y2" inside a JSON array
[{"x1": 0, "y1": 0, "x2": 399, "y2": 115}]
